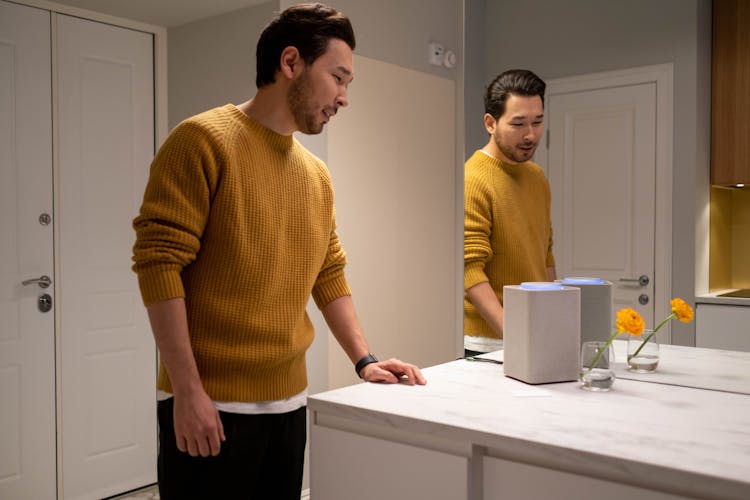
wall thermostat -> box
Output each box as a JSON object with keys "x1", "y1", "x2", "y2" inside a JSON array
[{"x1": 428, "y1": 42, "x2": 444, "y2": 66}]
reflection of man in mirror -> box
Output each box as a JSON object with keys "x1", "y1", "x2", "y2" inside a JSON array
[
  {"x1": 132, "y1": 4, "x2": 425, "y2": 499},
  {"x1": 463, "y1": 69, "x2": 556, "y2": 356}
]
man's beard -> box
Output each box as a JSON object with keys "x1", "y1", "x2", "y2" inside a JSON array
[
  {"x1": 495, "y1": 133, "x2": 537, "y2": 164},
  {"x1": 287, "y1": 70, "x2": 322, "y2": 135}
]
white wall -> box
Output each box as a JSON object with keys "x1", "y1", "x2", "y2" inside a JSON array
[
  {"x1": 326, "y1": 55, "x2": 458, "y2": 388},
  {"x1": 467, "y1": 0, "x2": 712, "y2": 345}
]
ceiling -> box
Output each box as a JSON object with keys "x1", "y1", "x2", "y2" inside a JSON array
[{"x1": 51, "y1": 0, "x2": 271, "y2": 27}]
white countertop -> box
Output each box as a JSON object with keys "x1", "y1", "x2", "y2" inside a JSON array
[
  {"x1": 612, "y1": 340, "x2": 750, "y2": 394},
  {"x1": 309, "y1": 345, "x2": 750, "y2": 499}
]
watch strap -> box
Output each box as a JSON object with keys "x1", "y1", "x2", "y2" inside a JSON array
[{"x1": 355, "y1": 353, "x2": 379, "y2": 378}]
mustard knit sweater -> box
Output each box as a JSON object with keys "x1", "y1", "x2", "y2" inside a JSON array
[
  {"x1": 464, "y1": 150, "x2": 555, "y2": 338},
  {"x1": 132, "y1": 104, "x2": 351, "y2": 402}
]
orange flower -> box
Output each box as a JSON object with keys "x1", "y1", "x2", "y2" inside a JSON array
[
  {"x1": 627, "y1": 298, "x2": 696, "y2": 363},
  {"x1": 670, "y1": 298, "x2": 694, "y2": 323},
  {"x1": 616, "y1": 308, "x2": 645, "y2": 336}
]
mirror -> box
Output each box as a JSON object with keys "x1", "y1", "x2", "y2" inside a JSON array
[{"x1": 462, "y1": 0, "x2": 710, "y2": 350}]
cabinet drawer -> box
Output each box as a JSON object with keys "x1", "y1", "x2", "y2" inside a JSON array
[{"x1": 696, "y1": 304, "x2": 750, "y2": 351}]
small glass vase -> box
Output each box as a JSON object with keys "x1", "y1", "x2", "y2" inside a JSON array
[
  {"x1": 627, "y1": 329, "x2": 659, "y2": 373},
  {"x1": 579, "y1": 341, "x2": 615, "y2": 391}
]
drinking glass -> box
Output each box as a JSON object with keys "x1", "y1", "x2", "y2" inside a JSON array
[
  {"x1": 579, "y1": 341, "x2": 615, "y2": 391},
  {"x1": 627, "y1": 329, "x2": 659, "y2": 373}
]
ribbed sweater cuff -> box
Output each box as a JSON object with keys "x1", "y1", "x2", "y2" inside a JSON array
[
  {"x1": 312, "y1": 274, "x2": 352, "y2": 309},
  {"x1": 464, "y1": 262, "x2": 489, "y2": 290},
  {"x1": 137, "y1": 267, "x2": 186, "y2": 306}
]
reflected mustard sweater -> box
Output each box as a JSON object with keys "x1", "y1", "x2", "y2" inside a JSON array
[
  {"x1": 464, "y1": 151, "x2": 555, "y2": 339},
  {"x1": 132, "y1": 104, "x2": 350, "y2": 402}
]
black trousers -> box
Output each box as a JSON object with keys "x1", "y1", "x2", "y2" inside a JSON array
[
  {"x1": 157, "y1": 398, "x2": 306, "y2": 500},
  {"x1": 464, "y1": 348, "x2": 486, "y2": 358}
]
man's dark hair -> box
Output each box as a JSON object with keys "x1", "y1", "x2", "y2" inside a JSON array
[
  {"x1": 256, "y1": 3, "x2": 355, "y2": 88},
  {"x1": 484, "y1": 69, "x2": 546, "y2": 119}
]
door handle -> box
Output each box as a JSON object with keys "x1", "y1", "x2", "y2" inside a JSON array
[
  {"x1": 619, "y1": 275, "x2": 649, "y2": 287},
  {"x1": 22, "y1": 275, "x2": 52, "y2": 289}
]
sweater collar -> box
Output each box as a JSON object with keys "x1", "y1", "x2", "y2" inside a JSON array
[
  {"x1": 227, "y1": 104, "x2": 294, "y2": 152},
  {"x1": 476, "y1": 149, "x2": 530, "y2": 170}
]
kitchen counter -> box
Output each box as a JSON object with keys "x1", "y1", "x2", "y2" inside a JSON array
[{"x1": 309, "y1": 345, "x2": 750, "y2": 500}]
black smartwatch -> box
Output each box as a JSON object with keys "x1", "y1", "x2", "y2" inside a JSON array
[{"x1": 355, "y1": 353, "x2": 379, "y2": 378}]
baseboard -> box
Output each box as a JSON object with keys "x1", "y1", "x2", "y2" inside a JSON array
[{"x1": 301, "y1": 488, "x2": 310, "y2": 500}]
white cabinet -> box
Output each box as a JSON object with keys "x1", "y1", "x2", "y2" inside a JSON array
[
  {"x1": 1, "y1": 2, "x2": 159, "y2": 498},
  {"x1": 696, "y1": 304, "x2": 750, "y2": 352},
  {"x1": 483, "y1": 456, "x2": 685, "y2": 500},
  {"x1": 311, "y1": 424, "x2": 470, "y2": 500}
]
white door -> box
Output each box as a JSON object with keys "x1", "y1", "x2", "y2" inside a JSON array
[
  {"x1": 0, "y1": 2, "x2": 57, "y2": 498},
  {"x1": 56, "y1": 14, "x2": 156, "y2": 499},
  {"x1": 547, "y1": 83, "x2": 657, "y2": 326}
]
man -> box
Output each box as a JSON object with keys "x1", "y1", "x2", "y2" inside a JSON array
[
  {"x1": 463, "y1": 69, "x2": 556, "y2": 356},
  {"x1": 132, "y1": 4, "x2": 425, "y2": 499}
]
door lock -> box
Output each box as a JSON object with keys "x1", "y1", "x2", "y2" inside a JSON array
[
  {"x1": 638, "y1": 294, "x2": 649, "y2": 305},
  {"x1": 38, "y1": 293, "x2": 53, "y2": 313}
]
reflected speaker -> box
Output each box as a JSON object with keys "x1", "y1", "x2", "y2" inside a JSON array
[{"x1": 559, "y1": 278, "x2": 613, "y2": 347}]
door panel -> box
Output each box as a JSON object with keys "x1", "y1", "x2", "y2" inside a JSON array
[
  {"x1": 548, "y1": 83, "x2": 656, "y2": 326},
  {"x1": 56, "y1": 14, "x2": 155, "y2": 499},
  {"x1": 0, "y1": 2, "x2": 56, "y2": 498}
]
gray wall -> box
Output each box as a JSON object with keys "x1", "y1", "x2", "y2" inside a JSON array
[
  {"x1": 169, "y1": 0, "x2": 463, "y2": 129},
  {"x1": 326, "y1": 0, "x2": 462, "y2": 79},
  {"x1": 466, "y1": 0, "x2": 711, "y2": 344},
  {"x1": 167, "y1": 1, "x2": 276, "y2": 128},
  {"x1": 464, "y1": 0, "x2": 486, "y2": 156}
]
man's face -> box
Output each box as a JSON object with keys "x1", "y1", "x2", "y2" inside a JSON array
[
  {"x1": 287, "y1": 38, "x2": 354, "y2": 135},
  {"x1": 486, "y1": 94, "x2": 544, "y2": 164}
]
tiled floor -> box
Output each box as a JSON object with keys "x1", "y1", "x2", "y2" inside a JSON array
[{"x1": 108, "y1": 484, "x2": 159, "y2": 499}]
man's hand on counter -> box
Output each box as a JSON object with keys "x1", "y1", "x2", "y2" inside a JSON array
[{"x1": 361, "y1": 358, "x2": 427, "y2": 385}]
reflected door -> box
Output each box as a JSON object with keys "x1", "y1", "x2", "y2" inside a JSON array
[
  {"x1": 547, "y1": 83, "x2": 657, "y2": 326},
  {"x1": 0, "y1": 2, "x2": 57, "y2": 498}
]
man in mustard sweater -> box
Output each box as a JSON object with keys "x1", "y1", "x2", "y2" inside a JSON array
[
  {"x1": 132, "y1": 4, "x2": 425, "y2": 499},
  {"x1": 464, "y1": 69, "x2": 557, "y2": 356}
]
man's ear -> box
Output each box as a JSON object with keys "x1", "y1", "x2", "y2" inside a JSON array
[
  {"x1": 484, "y1": 113, "x2": 497, "y2": 135},
  {"x1": 280, "y1": 46, "x2": 302, "y2": 80}
]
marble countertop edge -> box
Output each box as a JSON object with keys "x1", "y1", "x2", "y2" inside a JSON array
[
  {"x1": 308, "y1": 359, "x2": 750, "y2": 499},
  {"x1": 309, "y1": 392, "x2": 748, "y2": 500}
]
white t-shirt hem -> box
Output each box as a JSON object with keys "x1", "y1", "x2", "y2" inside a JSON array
[
  {"x1": 156, "y1": 389, "x2": 308, "y2": 415},
  {"x1": 463, "y1": 334, "x2": 503, "y2": 353}
]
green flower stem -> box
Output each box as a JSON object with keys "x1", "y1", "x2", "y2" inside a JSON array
[
  {"x1": 630, "y1": 313, "x2": 676, "y2": 359},
  {"x1": 587, "y1": 330, "x2": 619, "y2": 371}
]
